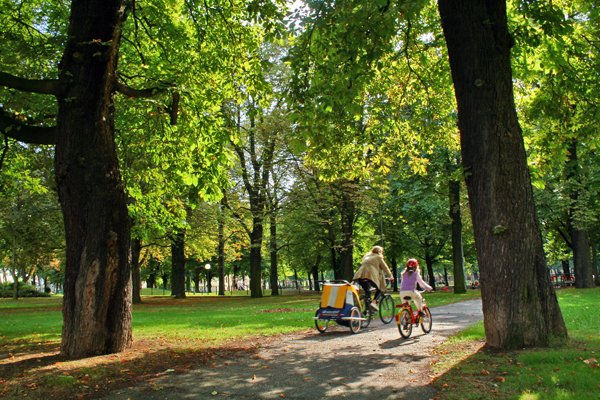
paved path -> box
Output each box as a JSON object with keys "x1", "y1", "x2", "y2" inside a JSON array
[{"x1": 105, "y1": 300, "x2": 482, "y2": 400}]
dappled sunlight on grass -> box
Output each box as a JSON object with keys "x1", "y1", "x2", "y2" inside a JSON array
[
  {"x1": 432, "y1": 287, "x2": 600, "y2": 400},
  {"x1": 519, "y1": 392, "x2": 540, "y2": 400}
]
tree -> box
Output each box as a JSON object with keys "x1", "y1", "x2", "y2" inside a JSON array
[
  {"x1": 289, "y1": 0, "x2": 567, "y2": 348},
  {"x1": 511, "y1": 0, "x2": 600, "y2": 289},
  {"x1": 0, "y1": 0, "x2": 284, "y2": 357},
  {"x1": 437, "y1": 0, "x2": 566, "y2": 347}
]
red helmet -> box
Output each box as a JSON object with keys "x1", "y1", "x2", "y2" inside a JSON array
[{"x1": 406, "y1": 258, "x2": 419, "y2": 271}]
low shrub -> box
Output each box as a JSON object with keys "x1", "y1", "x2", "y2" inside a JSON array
[{"x1": 0, "y1": 282, "x2": 51, "y2": 298}]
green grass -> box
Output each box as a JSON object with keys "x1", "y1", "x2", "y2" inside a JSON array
[
  {"x1": 0, "y1": 288, "x2": 480, "y2": 350},
  {"x1": 434, "y1": 287, "x2": 600, "y2": 400}
]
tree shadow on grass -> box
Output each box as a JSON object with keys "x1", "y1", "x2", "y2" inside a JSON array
[{"x1": 0, "y1": 341, "x2": 259, "y2": 400}]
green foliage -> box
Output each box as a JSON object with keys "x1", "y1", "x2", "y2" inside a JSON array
[{"x1": 0, "y1": 282, "x2": 50, "y2": 298}]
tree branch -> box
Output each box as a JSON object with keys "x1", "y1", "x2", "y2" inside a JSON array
[
  {"x1": 0, "y1": 134, "x2": 8, "y2": 171},
  {"x1": 0, "y1": 107, "x2": 57, "y2": 145},
  {"x1": 0, "y1": 71, "x2": 58, "y2": 95},
  {"x1": 114, "y1": 80, "x2": 167, "y2": 98},
  {"x1": 221, "y1": 193, "x2": 251, "y2": 236},
  {"x1": 170, "y1": 91, "x2": 180, "y2": 125}
]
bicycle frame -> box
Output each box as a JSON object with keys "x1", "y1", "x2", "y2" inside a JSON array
[{"x1": 395, "y1": 291, "x2": 428, "y2": 325}]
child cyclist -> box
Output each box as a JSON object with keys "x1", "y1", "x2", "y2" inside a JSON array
[{"x1": 400, "y1": 258, "x2": 433, "y2": 315}]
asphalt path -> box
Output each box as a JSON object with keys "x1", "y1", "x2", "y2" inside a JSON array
[{"x1": 105, "y1": 299, "x2": 483, "y2": 400}]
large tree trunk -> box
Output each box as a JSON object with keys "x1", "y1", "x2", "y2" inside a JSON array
[
  {"x1": 592, "y1": 244, "x2": 599, "y2": 285},
  {"x1": 561, "y1": 260, "x2": 571, "y2": 277},
  {"x1": 566, "y1": 140, "x2": 595, "y2": 288},
  {"x1": 170, "y1": 229, "x2": 186, "y2": 298},
  {"x1": 424, "y1": 251, "x2": 436, "y2": 290},
  {"x1": 449, "y1": 178, "x2": 467, "y2": 293},
  {"x1": 390, "y1": 258, "x2": 398, "y2": 292},
  {"x1": 147, "y1": 260, "x2": 157, "y2": 289},
  {"x1": 131, "y1": 238, "x2": 142, "y2": 304},
  {"x1": 339, "y1": 189, "x2": 355, "y2": 281},
  {"x1": 571, "y1": 229, "x2": 594, "y2": 288},
  {"x1": 249, "y1": 217, "x2": 263, "y2": 298},
  {"x1": 218, "y1": 204, "x2": 226, "y2": 296},
  {"x1": 193, "y1": 268, "x2": 200, "y2": 292},
  {"x1": 312, "y1": 255, "x2": 321, "y2": 292},
  {"x1": 57, "y1": 0, "x2": 132, "y2": 358},
  {"x1": 326, "y1": 223, "x2": 341, "y2": 279},
  {"x1": 438, "y1": 0, "x2": 567, "y2": 348},
  {"x1": 269, "y1": 209, "x2": 279, "y2": 296}
]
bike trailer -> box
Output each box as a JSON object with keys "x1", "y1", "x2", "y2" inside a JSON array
[{"x1": 313, "y1": 281, "x2": 364, "y2": 333}]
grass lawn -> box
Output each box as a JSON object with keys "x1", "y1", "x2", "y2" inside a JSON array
[
  {"x1": 0, "y1": 288, "x2": 480, "y2": 399},
  {"x1": 432, "y1": 287, "x2": 600, "y2": 400},
  {"x1": 0, "y1": 288, "x2": 480, "y2": 351}
]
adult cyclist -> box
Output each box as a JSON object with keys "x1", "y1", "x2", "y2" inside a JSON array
[{"x1": 353, "y1": 245, "x2": 394, "y2": 310}]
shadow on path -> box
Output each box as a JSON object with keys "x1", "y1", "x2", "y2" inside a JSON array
[{"x1": 106, "y1": 300, "x2": 483, "y2": 400}]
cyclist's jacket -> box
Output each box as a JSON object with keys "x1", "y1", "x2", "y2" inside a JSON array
[
  {"x1": 353, "y1": 253, "x2": 392, "y2": 291},
  {"x1": 400, "y1": 271, "x2": 432, "y2": 292}
]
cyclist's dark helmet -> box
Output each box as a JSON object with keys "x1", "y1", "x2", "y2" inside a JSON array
[{"x1": 406, "y1": 258, "x2": 419, "y2": 272}]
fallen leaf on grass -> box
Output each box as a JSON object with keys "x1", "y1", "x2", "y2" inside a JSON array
[
  {"x1": 494, "y1": 377, "x2": 506, "y2": 383},
  {"x1": 481, "y1": 369, "x2": 490, "y2": 376},
  {"x1": 583, "y1": 358, "x2": 597, "y2": 365},
  {"x1": 442, "y1": 383, "x2": 449, "y2": 388}
]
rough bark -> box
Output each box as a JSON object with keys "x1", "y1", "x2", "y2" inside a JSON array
[
  {"x1": 218, "y1": 204, "x2": 226, "y2": 296},
  {"x1": 438, "y1": 0, "x2": 567, "y2": 348},
  {"x1": 269, "y1": 209, "x2": 279, "y2": 296},
  {"x1": 57, "y1": 0, "x2": 132, "y2": 358},
  {"x1": 424, "y1": 251, "x2": 436, "y2": 290},
  {"x1": 170, "y1": 229, "x2": 186, "y2": 298},
  {"x1": 561, "y1": 260, "x2": 571, "y2": 277},
  {"x1": 249, "y1": 217, "x2": 263, "y2": 298},
  {"x1": 131, "y1": 238, "x2": 142, "y2": 304},
  {"x1": 566, "y1": 140, "x2": 595, "y2": 288},
  {"x1": 338, "y1": 188, "x2": 356, "y2": 281},
  {"x1": 193, "y1": 268, "x2": 200, "y2": 292},
  {"x1": 327, "y1": 223, "x2": 340, "y2": 279},
  {"x1": 449, "y1": 178, "x2": 467, "y2": 293},
  {"x1": 390, "y1": 258, "x2": 399, "y2": 292},
  {"x1": 592, "y1": 244, "x2": 599, "y2": 285},
  {"x1": 312, "y1": 254, "x2": 322, "y2": 292},
  {"x1": 293, "y1": 269, "x2": 300, "y2": 290}
]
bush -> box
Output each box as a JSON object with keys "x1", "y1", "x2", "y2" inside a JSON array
[{"x1": 0, "y1": 282, "x2": 51, "y2": 298}]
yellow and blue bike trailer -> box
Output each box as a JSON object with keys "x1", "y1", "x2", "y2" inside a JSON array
[{"x1": 313, "y1": 280, "x2": 365, "y2": 334}]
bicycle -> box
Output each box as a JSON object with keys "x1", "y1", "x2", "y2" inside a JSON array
[
  {"x1": 356, "y1": 278, "x2": 395, "y2": 328},
  {"x1": 396, "y1": 290, "x2": 432, "y2": 338}
]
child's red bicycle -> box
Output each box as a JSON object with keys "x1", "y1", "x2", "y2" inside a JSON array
[{"x1": 395, "y1": 291, "x2": 432, "y2": 338}]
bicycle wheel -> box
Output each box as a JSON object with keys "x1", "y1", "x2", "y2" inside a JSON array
[
  {"x1": 314, "y1": 311, "x2": 329, "y2": 333},
  {"x1": 349, "y1": 307, "x2": 362, "y2": 334},
  {"x1": 397, "y1": 309, "x2": 412, "y2": 338},
  {"x1": 359, "y1": 294, "x2": 372, "y2": 328},
  {"x1": 420, "y1": 307, "x2": 432, "y2": 334},
  {"x1": 378, "y1": 294, "x2": 395, "y2": 324}
]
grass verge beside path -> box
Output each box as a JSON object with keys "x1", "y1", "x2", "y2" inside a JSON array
[{"x1": 431, "y1": 287, "x2": 600, "y2": 400}]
